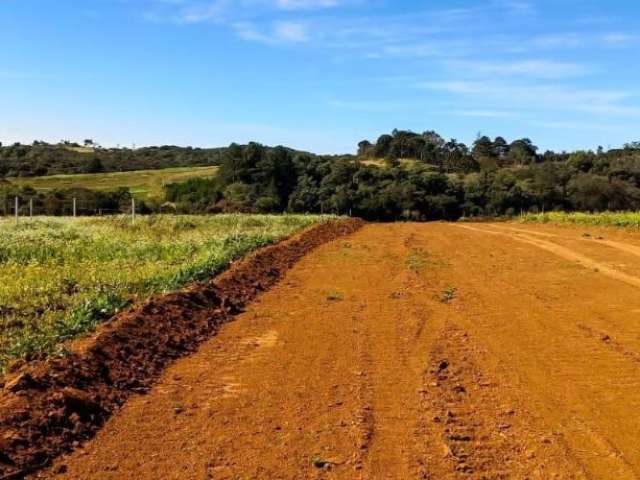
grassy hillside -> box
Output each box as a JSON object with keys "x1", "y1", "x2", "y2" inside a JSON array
[{"x1": 7, "y1": 166, "x2": 219, "y2": 200}]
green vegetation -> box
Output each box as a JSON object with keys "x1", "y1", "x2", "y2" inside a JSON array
[
  {"x1": 439, "y1": 286, "x2": 458, "y2": 304},
  {"x1": 0, "y1": 214, "x2": 327, "y2": 371},
  {"x1": 3, "y1": 131, "x2": 640, "y2": 221},
  {"x1": 0, "y1": 142, "x2": 225, "y2": 177},
  {"x1": 7, "y1": 166, "x2": 218, "y2": 200},
  {"x1": 406, "y1": 249, "x2": 428, "y2": 272},
  {"x1": 0, "y1": 141, "x2": 310, "y2": 178},
  {"x1": 165, "y1": 134, "x2": 640, "y2": 221},
  {"x1": 520, "y1": 211, "x2": 640, "y2": 228}
]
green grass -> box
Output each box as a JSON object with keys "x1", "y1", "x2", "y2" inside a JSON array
[
  {"x1": 405, "y1": 248, "x2": 427, "y2": 272},
  {"x1": 520, "y1": 211, "x2": 640, "y2": 228},
  {"x1": 7, "y1": 166, "x2": 219, "y2": 200},
  {"x1": 0, "y1": 214, "x2": 329, "y2": 371}
]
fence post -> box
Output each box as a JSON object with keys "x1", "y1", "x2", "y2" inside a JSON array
[
  {"x1": 73, "y1": 197, "x2": 77, "y2": 218},
  {"x1": 131, "y1": 197, "x2": 136, "y2": 225},
  {"x1": 14, "y1": 197, "x2": 18, "y2": 225},
  {"x1": 29, "y1": 198, "x2": 33, "y2": 218}
]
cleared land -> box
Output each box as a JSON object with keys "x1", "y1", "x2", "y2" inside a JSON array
[
  {"x1": 6, "y1": 166, "x2": 218, "y2": 199},
  {"x1": 0, "y1": 214, "x2": 326, "y2": 371},
  {"x1": 25, "y1": 221, "x2": 640, "y2": 479}
]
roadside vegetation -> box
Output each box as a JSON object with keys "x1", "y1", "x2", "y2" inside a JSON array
[
  {"x1": 520, "y1": 211, "x2": 640, "y2": 228},
  {"x1": 0, "y1": 214, "x2": 327, "y2": 371}
]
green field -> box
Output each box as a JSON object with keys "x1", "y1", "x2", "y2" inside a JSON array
[
  {"x1": 7, "y1": 166, "x2": 219, "y2": 200},
  {"x1": 0, "y1": 214, "x2": 328, "y2": 371},
  {"x1": 521, "y1": 211, "x2": 640, "y2": 228}
]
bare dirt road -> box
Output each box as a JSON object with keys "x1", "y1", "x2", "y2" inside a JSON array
[{"x1": 38, "y1": 222, "x2": 640, "y2": 479}]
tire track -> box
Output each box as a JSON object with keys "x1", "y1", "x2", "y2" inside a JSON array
[
  {"x1": 457, "y1": 224, "x2": 640, "y2": 289},
  {"x1": 419, "y1": 322, "x2": 586, "y2": 480}
]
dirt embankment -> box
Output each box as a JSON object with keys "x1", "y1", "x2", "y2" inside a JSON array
[{"x1": 0, "y1": 218, "x2": 363, "y2": 479}]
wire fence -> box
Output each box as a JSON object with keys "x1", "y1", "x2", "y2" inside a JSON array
[{"x1": 1, "y1": 197, "x2": 137, "y2": 222}]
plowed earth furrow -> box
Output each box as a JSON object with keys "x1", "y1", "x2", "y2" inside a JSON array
[{"x1": 34, "y1": 223, "x2": 640, "y2": 479}]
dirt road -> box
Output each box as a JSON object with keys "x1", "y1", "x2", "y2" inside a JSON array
[{"x1": 39, "y1": 222, "x2": 640, "y2": 479}]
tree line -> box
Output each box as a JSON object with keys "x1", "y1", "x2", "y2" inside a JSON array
[
  {"x1": 3, "y1": 131, "x2": 640, "y2": 220},
  {"x1": 0, "y1": 141, "x2": 227, "y2": 177},
  {"x1": 164, "y1": 132, "x2": 640, "y2": 220}
]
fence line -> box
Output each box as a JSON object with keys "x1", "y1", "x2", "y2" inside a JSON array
[{"x1": 2, "y1": 197, "x2": 137, "y2": 221}]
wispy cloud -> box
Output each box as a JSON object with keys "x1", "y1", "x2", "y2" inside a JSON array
[
  {"x1": 419, "y1": 81, "x2": 640, "y2": 116},
  {"x1": 447, "y1": 59, "x2": 592, "y2": 79},
  {"x1": 274, "y1": 0, "x2": 340, "y2": 11},
  {"x1": 329, "y1": 99, "x2": 419, "y2": 112},
  {"x1": 491, "y1": 0, "x2": 535, "y2": 15},
  {"x1": 232, "y1": 20, "x2": 308, "y2": 43},
  {"x1": 139, "y1": 0, "x2": 640, "y2": 126},
  {"x1": 600, "y1": 32, "x2": 640, "y2": 47},
  {"x1": 452, "y1": 110, "x2": 518, "y2": 118},
  {"x1": 273, "y1": 21, "x2": 308, "y2": 42},
  {"x1": 531, "y1": 121, "x2": 625, "y2": 133}
]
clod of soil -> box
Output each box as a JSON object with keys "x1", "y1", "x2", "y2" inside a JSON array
[{"x1": 0, "y1": 218, "x2": 363, "y2": 479}]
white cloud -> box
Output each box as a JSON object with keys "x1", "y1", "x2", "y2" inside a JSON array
[
  {"x1": 448, "y1": 59, "x2": 592, "y2": 79},
  {"x1": 233, "y1": 21, "x2": 271, "y2": 42},
  {"x1": 453, "y1": 110, "x2": 517, "y2": 118},
  {"x1": 273, "y1": 21, "x2": 308, "y2": 42},
  {"x1": 232, "y1": 20, "x2": 308, "y2": 43},
  {"x1": 531, "y1": 33, "x2": 585, "y2": 48},
  {"x1": 172, "y1": 0, "x2": 229, "y2": 23},
  {"x1": 329, "y1": 99, "x2": 418, "y2": 112},
  {"x1": 531, "y1": 121, "x2": 618, "y2": 131},
  {"x1": 600, "y1": 32, "x2": 640, "y2": 47},
  {"x1": 274, "y1": 0, "x2": 340, "y2": 10},
  {"x1": 418, "y1": 81, "x2": 639, "y2": 116},
  {"x1": 492, "y1": 0, "x2": 534, "y2": 14}
]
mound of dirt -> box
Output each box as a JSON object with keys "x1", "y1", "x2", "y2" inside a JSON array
[{"x1": 0, "y1": 218, "x2": 363, "y2": 478}]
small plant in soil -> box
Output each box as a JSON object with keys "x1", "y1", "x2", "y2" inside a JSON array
[
  {"x1": 405, "y1": 248, "x2": 427, "y2": 272},
  {"x1": 326, "y1": 291, "x2": 344, "y2": 301},
  {"x1": 439, "y1": 286, "x2": 457, "y2": 304}
]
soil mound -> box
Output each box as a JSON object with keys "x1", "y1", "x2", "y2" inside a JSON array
[{"x1": 0, "y1": 218, "x2": 363, "y2": 478}]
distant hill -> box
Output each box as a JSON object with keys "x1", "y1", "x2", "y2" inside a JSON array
[
  {"x1": 6, "y1": 165, "x2": 219, "y2": 200},
  {"x1": 0, "y1": 143, "x2": 228, "y2": 178}
]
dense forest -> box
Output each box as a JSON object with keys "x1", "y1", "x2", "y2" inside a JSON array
[
  {"x1": 3, "y1": 131, "x2": 640, "y2": 220},
  {"x1": 165, "y1": 132, "x2": 640, "y2": 220}
]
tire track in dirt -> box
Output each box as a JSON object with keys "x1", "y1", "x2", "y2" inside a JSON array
[
  {"x1": 457, "y1": 224, "x2": 640, "y2": 289},
  {"x1": 419, "y1": 323, "x2": 585, "y2": 480},
  {"x1": 30, "y1": 222, "x2": 640, "y2": 479},
  {"x1": 432, "y1": 223, "x2": 640, "y2": 479},
  {"x1": 489, "y1": 224, "x2": 640, "y2": 261}
]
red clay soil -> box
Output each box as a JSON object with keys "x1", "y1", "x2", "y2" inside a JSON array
[
  {"x1": 0, "y1": 218, "x2": 363, "y2": 479},
  {"x1": 33, "y1": 222, "x2": 640, "y2": 479}
]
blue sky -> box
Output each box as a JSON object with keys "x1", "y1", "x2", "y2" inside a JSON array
[{"x1": 1, "y1": 0, "x2": 639, "y2": 154}]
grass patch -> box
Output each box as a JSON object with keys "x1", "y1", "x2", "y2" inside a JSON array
[
  {"x1": 7, "y1": 166, "x2": 219, "y2": 200},
  {"x1": 405, "y1": 248, "x2": 427, "y2": 272},
  {"x1": 0, "y1": 214, "x2": 330, "y2": 372},
  {"x1": 520, "y1": 211, "x2": 640, "y2": 229}
]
